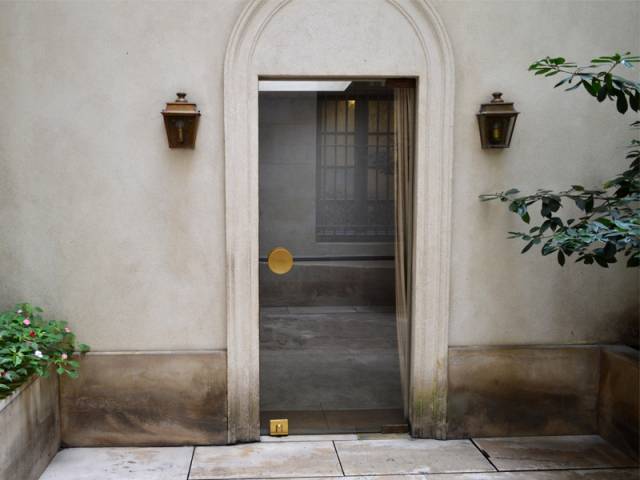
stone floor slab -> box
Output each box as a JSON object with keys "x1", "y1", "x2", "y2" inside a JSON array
[
  {"x1": 243, "y1": 477, "x2": 426, "y2": 480},
  {"x1": 429, "y1": 469, "x2": 640, "y2": 479},
  {"x1": 335, "y1": 439, "x2": 495, "y2": 475},
  {"x1": 356, "y1": 433, "x2": 412, "y2": 440},
  {"x1": 189, "y1": 441, "x2": 342, "y2": 479},
  {"x1": 474, "y1": 435, "x2": 639, "y2": 471},
  {"x1": 38, "y1": 447, "x2": 193, "y2": 480}
]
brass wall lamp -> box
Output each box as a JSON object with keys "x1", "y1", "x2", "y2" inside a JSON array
[
  {"x1": 477, "y1": 92, "x2": 519, "y2": 149},
  {"x1": 161, "y1": 92, "x2": 201, "y2": 148}
]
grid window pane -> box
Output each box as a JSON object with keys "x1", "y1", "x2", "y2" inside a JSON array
[{"x1": 317, "y1": 93, "x2": 395, "y2": 242}]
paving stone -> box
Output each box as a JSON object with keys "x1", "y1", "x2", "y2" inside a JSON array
[
  {"x1": 356, "y1": 432, "x2": 412, "y2": 440},
  {"x1": 335, "y1": 439, "x2": 494, "y2": 475},
  {"x1": 474, "y1": 435, "x2": 639, "y2": 471},
  {"x1": 430, "y1": 469, "x2": 640, "y2": 479},
  {"x1": 242, "y1": 477, "x2": 426, "y2": 480},
  {"x1": 189, "y1": 441, "x2": 342, "y2": 479},
  {"x1": 243, "y1": 477, "x2": 426, "y2": 480},
  {"x1": 39, "y1": 447, "x2": 193, "y2": 480}
]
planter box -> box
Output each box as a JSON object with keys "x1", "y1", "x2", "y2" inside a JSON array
[{"x1": 0, "y1": 374, "x2": 60, "y2": 480}]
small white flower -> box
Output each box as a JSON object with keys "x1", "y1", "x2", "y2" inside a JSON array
[
  {"x1": 34, "y1": 350, "x2": 43, "y2": 358},
  {"x1": 17, "y1": 309, "x2": 22, "y2": 314}
]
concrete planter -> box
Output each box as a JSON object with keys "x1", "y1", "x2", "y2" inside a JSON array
[{"x1": 0, "y1": 374, "x2": 60, "y2": 480}]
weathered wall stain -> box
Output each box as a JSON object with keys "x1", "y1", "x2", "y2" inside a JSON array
[
  {"x1": 598, "y1": 346, "x2": 639, "y2": 460},
  {"x1": 60, "y1": 352, "x2": 227, "y2": 446},
  {"x1": 447, "y1": 346, "x2": 600, "y2": 438},
  {"x1": 0, "y1": 375, "x2": 60, "y2": 480}
]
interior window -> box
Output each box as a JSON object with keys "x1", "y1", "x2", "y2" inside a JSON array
[{"x1": 316, "y1": 92, "x2": 395, "y2": 242}]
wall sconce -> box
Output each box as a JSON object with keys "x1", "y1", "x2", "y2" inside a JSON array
[
  {"x1": 476, "y1": 92, "x2": 519, "y2": 149},
  {"x1": 161, "y1": 92, "x2": 201, "y2": 148}
]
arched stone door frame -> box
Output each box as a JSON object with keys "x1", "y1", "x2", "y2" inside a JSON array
[{"x1": 223, "y1": 0, "x2": 455, "y2": 443}]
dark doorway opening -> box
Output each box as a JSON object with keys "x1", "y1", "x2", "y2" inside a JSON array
[{"x1": 258, "y1": 80, "x2": 406, "y2": 435}]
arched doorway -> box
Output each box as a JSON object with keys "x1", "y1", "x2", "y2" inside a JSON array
[{"x1": 223, "y1": 0, "x2": 455, "y2": 443}]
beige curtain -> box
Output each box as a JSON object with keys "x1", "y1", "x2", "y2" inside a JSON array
[{"x1": 393, "y1": 86, "x2": 415, "y2": 417}]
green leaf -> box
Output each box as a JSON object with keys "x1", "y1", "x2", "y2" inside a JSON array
[
  {"x1": 574, "y1": 197, "x2": 586, "y2": 211},
  {"x1": 594, "y1": 217, "x2": 614, "y2": 228},
  {"x1": 616, "y1": 92, "x2": 628, "y2": 113},
  {"x1": 582, "y1": 80, "x2": 597, "y2": 96},
  {"x1": 597, "y1": 85, "x2": 608, "y2": 102},
  {"x1": 603, "y1": 242, "x2": 617, "y2": 260},
  {"x1": 629, "y1": 92, "x2": 639, "y2": 112},
  {"x1": 521, "y1": 240, "x2": 535, "y2": 253},
  {"x1": 585, "y1": 197, "x2": 594, "y2": 213},
  {"x1": 541, "y1": 240, "x2": 556, "y2": 256},
  {"x1": 557, "y1": 250, "x2": 566, "y2": 266}
]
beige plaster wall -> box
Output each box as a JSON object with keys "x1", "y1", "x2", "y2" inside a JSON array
[
  {"x1": 0, "y1": 0, "x2": 247, "y2": 351},
  {"x1": 0, "y1": 0, "x2": 638, "y2": 351},
  {"x1": 436, "y1": 0, "x2": 640, "y2": 346}
]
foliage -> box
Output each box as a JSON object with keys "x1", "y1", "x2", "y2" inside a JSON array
[
  {"x1": 528, "y1": 53, "x2": 639, "y2": 113},
  {"x1": 0, "y1": 303, "x2": 89, "y2": 399},
  {"x1": 480, "y1": 53, "x2": 640, "y2": 268}
]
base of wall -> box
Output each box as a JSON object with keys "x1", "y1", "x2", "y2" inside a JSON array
[
  {"x1": 598, "y1": 346, "x2": 639, "y2": 459},
  {"x1": 447, "y1": 345, "x2": 600, "y2": 438},
  {"x1": 0, "y1": 375, "x2": 60, "y2": 480},
  {"x1": 60, "y1": 351, "x2": 227, "y2": 447},
  {"x1": 447, "y1": 344, "x2": 639, "y2": 451},
  {"x1": 57, "y1": 345, "x2": 637, "y2": 447}
]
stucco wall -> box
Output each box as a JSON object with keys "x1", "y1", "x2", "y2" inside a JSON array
[
  {"x1": 436, "y1": 0, "x2": 640, "y2": 346},
  {"x1": 0, "y1": 0, "x2": 246, "y2": 351},
  {"x1": 0, "y1": 0, "x2": 638, "y2": 351}
]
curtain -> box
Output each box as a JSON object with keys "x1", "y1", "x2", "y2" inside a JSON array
[{"x1": 393, "y1": 86, "x2": 415, "y2": 418}]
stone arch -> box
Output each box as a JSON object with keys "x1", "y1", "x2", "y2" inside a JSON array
[{"x1": 223, "y1": 0, "x2": 455, "y2": 443}]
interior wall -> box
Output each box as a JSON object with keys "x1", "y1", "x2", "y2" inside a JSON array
[
  {"x1": 0, "y1": 0, "x2": 638, "y2": 351},
  {"x1": 258, "y1": 91, "x2": 395, "y2": 306},
  {"x1": 258, "y1": 91, "x2": 393, "y2": 258}
]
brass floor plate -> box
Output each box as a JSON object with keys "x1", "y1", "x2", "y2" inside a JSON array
[{"x1": 269, "y1": 418, "x2": 289, "y2": 436}]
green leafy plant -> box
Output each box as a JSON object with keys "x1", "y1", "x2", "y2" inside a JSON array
[
  {"x1": 0, "y1": 303, "x2": 89, "y2": 399},
  {"x1": 481, "y1": 53, "x2": 640, "y2": 268},
  {"x1": 528, "y1": 53, "x2": 639, "y2": 113}
]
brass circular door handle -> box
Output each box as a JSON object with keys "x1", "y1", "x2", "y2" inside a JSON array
[{"x1": 267, "y1": 247, "x2": 294, "y2": 275}]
